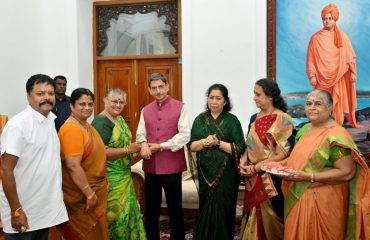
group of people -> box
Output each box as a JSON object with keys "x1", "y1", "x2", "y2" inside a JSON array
[
  {"x1": 237, "y1": 80, "x2": 370, "y2": 240},
  {"x1": 0, "y1": 3, "x2": 369, "y2": 239},
  {"x1": 0, "y1": 72, "x2": 190, "y2": 240},
  {"x1": 0, "y1": 72, "x2": 370, "y2": 240},
  {"x1": 190, "y1": 78, "x2": 370, "y2": 239}
]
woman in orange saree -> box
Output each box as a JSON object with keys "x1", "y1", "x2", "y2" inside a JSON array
[
  {"x1": 58, "y1": 88, "x2": 109, "y2": 240},
  {"x1": 282, "y1": 90, "x2": 370, "y2": 240}
]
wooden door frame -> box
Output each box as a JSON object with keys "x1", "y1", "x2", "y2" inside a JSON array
[{"x1": 92, "y1": 0, "x2": 182, "y2": 115}]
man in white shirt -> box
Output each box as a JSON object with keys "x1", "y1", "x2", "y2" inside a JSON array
[
  {"x1": 136, "y1": 73, "x2": 190, "y2": 240},
  {"x1": 0, "y1": 74, "x2": 68, "y2": 240}
]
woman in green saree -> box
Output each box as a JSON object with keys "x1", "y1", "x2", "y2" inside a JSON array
[
  {"x1": 189, "y1": 84, "x2": 246, "y2": 240},
  {"x1": 92, "y1": 88, "x2": 146, "y2": 240}
]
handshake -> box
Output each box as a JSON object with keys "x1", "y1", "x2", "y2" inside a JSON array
[{"x1": 139, "y1": 141, "x2": 163, "y2": 159}]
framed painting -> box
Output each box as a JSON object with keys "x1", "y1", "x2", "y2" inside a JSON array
[{"x1": 267, "y1": 0, "x2": 370, "y2": 156}]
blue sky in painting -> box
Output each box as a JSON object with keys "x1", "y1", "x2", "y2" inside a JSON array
[{"x1": 276, "y1": 0, "x2": 370, "y2": 95}]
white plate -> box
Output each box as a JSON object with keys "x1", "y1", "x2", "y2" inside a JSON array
[{"x1": 261, "y1": 165, "x2": 293, "y2": 177}]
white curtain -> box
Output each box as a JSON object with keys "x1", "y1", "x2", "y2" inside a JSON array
[{"x1": 101, "y1": 12, "x2": 176, "y2": 56}]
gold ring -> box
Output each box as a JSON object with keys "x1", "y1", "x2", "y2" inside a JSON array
[{"x1": 20, "y1": 226, "x2": 26, "y2": 232}]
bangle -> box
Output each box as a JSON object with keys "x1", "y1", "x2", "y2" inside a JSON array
[
  {"x1": 125, "y1": 146, "x2": 129, "y2": 155},
  {"x1": 14, "y1": 206, "x2": 22, "y2": 217},
  {"x1": 87, "y1": 192, "x2": 96, "y2": 200},
  {"x1": 82, "y1": 184, "x2": 90, "y2": 190},
  {"x1": 123, "y1": 147, "x2": 128, "y2": 155},
  {"x1": 310, "y1": 172, "x2": 315, "y2": 183}
]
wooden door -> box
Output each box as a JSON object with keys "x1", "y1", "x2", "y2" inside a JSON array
[
  {"x1": 96, "y1": 60, "x2": 137, "y2": 134},
  {"x1": 95, "y1": 58, "x2": 181, "y2": 140},
  {"x1": 137, "y1": 58, "x2": 181, "y2": 114},
  {"x1": 93, "y1": 0, "x2": 182, "y2": 166}
]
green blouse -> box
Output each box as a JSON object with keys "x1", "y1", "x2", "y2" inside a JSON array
[{"x1": 295, "y1": 123, "x2": 351, "y2": 168}]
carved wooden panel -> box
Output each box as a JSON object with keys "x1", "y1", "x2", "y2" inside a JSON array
[{"x1": 96, "y1": 2, "x2": 178, "y2": 56}]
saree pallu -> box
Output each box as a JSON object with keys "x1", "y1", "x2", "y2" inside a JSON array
[
  {"x1": 190, "y1": 111, "x2": 246, "y2": 240},
  {"x1": 94, "y1": 116, "x2": 146, "y2": 239},
  {"x1": 59, "y1": 121, "x2": 108, "y2": 240},
  {"x1": 282, "y1": 124, "x2": 370, "y2": 240},
  {"x1": 241, "y1": 113, "x2": 293, "y2": 240}
]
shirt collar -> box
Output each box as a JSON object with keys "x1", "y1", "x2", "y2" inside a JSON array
[{"x1": 27, "y1": 105, "x2": 56, "y2": 123}]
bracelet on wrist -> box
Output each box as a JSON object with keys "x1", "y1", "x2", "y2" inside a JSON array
[
  {"x1": 310, "y1": 172, "x2": 315, "y2": 183},
  {"x1": 87, "y1": 191, "x2": 96, "y2": 200},
  {"x1": 123, "y1": 146, "x2": 128, "y2": 155},
  {"x1": 13, "y1": 206, "x2": 23, "y2": 217}
]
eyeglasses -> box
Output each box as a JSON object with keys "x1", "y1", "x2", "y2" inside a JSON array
[
  {"x1": 110, "y1": 100, "x2": 126, "y2": 105},
  {"x1": 322, "y1": 17, "x2": 334, "y2": 21}
]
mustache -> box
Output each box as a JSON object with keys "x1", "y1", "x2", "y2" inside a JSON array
[{"x1": 39, "y1": 100, "x2": 54, "y2": 107}]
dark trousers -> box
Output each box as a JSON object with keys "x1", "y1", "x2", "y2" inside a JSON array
[
  {"x1": 145, "y1": 173, "x2": 185, "y2": 240},
  {"x1": 4, "y1": 228, "x2": 49, "y2": 240}
]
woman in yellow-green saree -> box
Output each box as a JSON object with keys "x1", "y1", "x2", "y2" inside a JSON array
[{"x1": 92, "y1": 88, "x2": 145, "y2": 240}]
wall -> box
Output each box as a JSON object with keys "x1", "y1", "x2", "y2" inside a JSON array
[
  {"x1": 0, "y1": 0, "x2": 265, "y2": 131},
  {"x1": 182, "y1": 0, "x2": 265, "y2": 126},
  {"x1": 0, "y1": 0, "x2": 79, "y2": 117}
]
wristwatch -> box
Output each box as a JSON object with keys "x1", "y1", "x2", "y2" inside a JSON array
[{"x1": 216, "y1": 138, "x2": 221, "y2": 146}]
